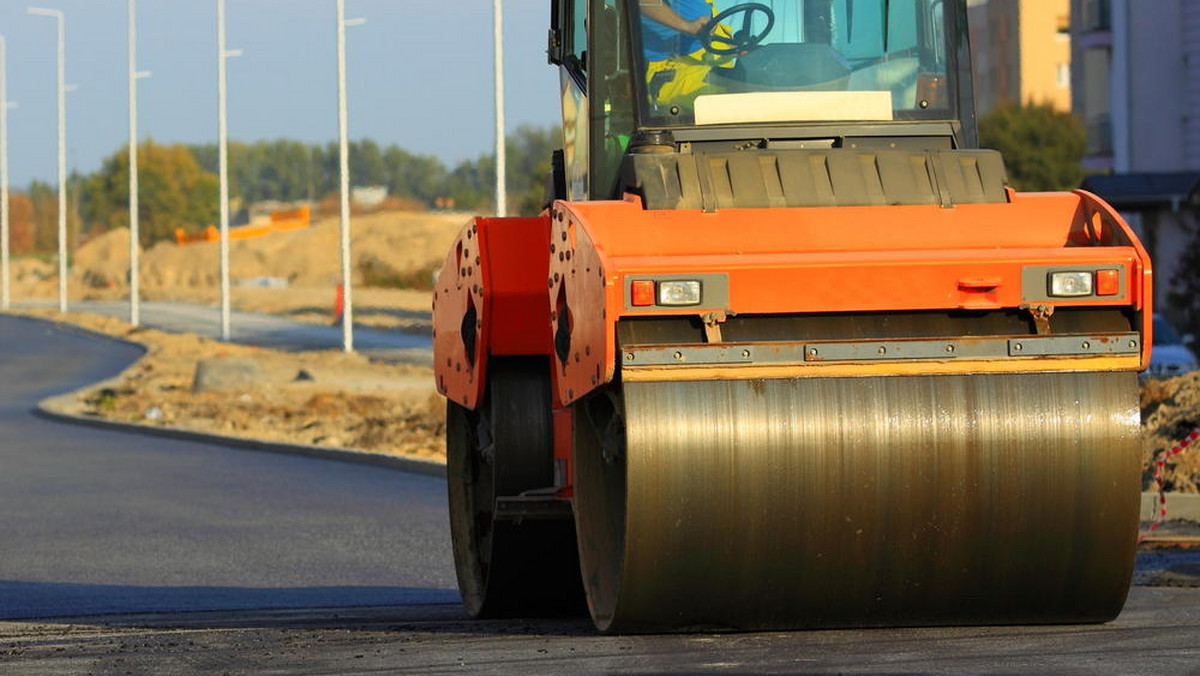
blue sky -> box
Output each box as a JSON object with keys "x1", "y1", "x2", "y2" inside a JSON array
[{"x1": 0, "y1": 0, "x2": 563, "y2": 188}]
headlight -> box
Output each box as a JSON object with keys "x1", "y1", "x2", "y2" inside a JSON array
[
  {"x1": 657, "y1": 280, "x2": 702, "y2": 306},
  {"x1": 1048, "y1": 271, "x2": 1093, "y2": 297}
]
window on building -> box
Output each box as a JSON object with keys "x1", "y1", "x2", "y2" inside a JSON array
[
  {"x1": 1056, "y1": 13, "x2": 1070, "y2": 36},
  {"x1": 1057, "y1": 63, "x2": 1070, "y2": 88}
]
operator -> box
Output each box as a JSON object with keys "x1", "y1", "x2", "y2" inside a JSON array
[{"x1": 638, "y1": 0, "x2": 734, "y2": 110}]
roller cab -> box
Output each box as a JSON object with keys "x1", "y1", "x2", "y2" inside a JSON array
[{"x1": 434, "y1": 0, "x2": 1154, "y2": 633}]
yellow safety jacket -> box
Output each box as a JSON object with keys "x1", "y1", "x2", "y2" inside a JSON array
[{"x1": 644, "y1": 0, "x2": 736, "y2": 107}]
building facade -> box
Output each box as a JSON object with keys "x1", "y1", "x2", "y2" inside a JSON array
[
  {"x1": 968, "y1": 0, "x2": 1072, "y2": 115},
  {"x1": 1072, "y1": 0, "x2": 1200, "y2": 324}
]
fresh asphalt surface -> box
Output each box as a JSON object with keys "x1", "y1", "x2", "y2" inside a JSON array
[{"x1": 0, "y1": 314, "x2": 456, "y2": 619}]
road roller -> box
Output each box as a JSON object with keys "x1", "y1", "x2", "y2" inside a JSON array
[{"x1": 433, "y1": 0, "x2": 1154, "y2": 633}]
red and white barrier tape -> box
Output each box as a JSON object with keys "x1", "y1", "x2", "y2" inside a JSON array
[{"x1": 1139, "y1": 426, "x2": 1200, "y2": 542}]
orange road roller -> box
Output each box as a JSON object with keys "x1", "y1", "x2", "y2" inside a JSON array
[{"x1": 433, "y1": 0, "x2": 1153, "y2": 633}]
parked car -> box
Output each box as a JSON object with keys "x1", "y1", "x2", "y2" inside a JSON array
[{"x1": 1146, "y1": 314, "x2": 1198, "y2": 377}]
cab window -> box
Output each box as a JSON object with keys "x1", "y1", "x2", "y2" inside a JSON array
[
  {"x1": 568, "y1": 0, "x2": 589, "y2": 75},
  {"x1": 630, "y1": 0, "x2": 956, "y2": 127}
]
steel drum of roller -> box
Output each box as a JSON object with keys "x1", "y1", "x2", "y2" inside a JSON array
[{"x1": 573, "y1": 372, "x2": 1142, "y2": 633}]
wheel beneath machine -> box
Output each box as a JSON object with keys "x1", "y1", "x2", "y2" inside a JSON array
[
  {"x1": 446, "y1": 358, "x2": 585, "y2": 617},
  {"x1": 573, "y1": 372, "x2": 1142, "y2": 633}
]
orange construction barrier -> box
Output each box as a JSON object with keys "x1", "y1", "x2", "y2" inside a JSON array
[{"x1": 175, "y1": 206, "x2": 312, "y2": 246}]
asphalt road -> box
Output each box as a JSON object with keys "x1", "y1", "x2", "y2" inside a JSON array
[
  {"x1": 3, "y1": 312, "x2": 1200, "y2": 674},
  {"x1": 0, "y1": 314, "x2": 456, "y2": 619}
]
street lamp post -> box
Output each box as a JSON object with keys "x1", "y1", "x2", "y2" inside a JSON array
[
  {"x1": 216, "y1": 0, "x2": 241, "y2": 341},
  {"x1": 0, "y1": 36, "x2": 11, "y2": 311},
  {"x1": 336, "y1": 0, "x2": 364, "y2": 353},
  {"x1": 128, "y1": 0, "x2": 150, "y2": 327},
  {"x1": 28, "y1": 6, "x2": 69, "y2": 314},
  {"x1": 493, "y1": 0, "x2": 507, "y2": 217}
]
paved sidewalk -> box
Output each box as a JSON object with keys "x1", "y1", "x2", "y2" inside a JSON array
[{"x1": 15, "y1": 300, "x2": 432, "y2": 365}]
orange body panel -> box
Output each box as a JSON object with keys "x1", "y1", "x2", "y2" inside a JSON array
[
  {"x1": 547, "y1": 191, "x2": 1153, "y2": 406},
  {"x1": 433, "y1": 216, "x2": 553, "y2": 409}
]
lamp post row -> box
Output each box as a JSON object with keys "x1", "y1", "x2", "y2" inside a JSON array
[{"x1": 1, "y1": 1, "x2": 511, "y2": 353}]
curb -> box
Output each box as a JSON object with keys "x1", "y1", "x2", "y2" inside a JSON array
[
  {"x1": 34, "y1": 400, "x2": 446, "y2": 478},
  {"x1": 18, "y1": 311, "x2": 446, "y2": 478},
  {"x1": 1141, "y1": 491, "x2": 1200, "y2": 523}
]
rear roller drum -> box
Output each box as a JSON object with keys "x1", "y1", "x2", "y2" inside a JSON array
[
  {"x1": 573, "y1": 372, "x2": 1142, "y2": 633},
  {"x1": 447, "y1": 358, "x2": 585, "y2": 617}
]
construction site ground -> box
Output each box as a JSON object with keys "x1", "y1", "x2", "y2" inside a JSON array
[{"x1": 7, "y1": 208, "x2": 1200, "y2": 492}]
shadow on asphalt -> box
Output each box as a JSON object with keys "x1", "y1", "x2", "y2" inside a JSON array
[{"x1": 0, "y1": 580, "x2": 459, "y2": 623}]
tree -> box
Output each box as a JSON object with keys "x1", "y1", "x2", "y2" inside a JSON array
[
  {"x1": 73, "y1": 128, "x2": 559, "y2": 234},
  {"x1": 978, "y1": 102, "x2": 1085, "y2": 192},
  {"x1": 79, "y1": 141, "x2": 218, "y2": 247},
  {"x1": 7, "y1": 192, "x2": 35, "y2": 254},
  {"x1": 442, "y1": 124, "x2": 559, "y2": 215},
  {"x1": 28, "y1": 181, "x2": 59, "y2": 253},
  {"x1": 383, "y1": 145, "x2": 446, "y2": 204}
]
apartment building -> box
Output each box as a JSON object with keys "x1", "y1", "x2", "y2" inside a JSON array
[
  {"x1": 968, "y1": 0, "x2": 1072, "y2": 115},
  {"x1": 1072, "y1": 0, "x2": 1200, "y2": 318}
]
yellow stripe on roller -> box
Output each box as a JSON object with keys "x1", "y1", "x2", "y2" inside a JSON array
[{"x1": 620, "y1": 355, "x2": 1143, "y2": 382}]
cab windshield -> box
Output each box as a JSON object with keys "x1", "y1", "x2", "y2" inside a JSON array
[{"x1": 632, "y1": 0, "x2": 954, "y2": 127}]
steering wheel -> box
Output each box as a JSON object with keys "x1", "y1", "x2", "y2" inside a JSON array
[{"x1": 700, "y1": 3, "x2": 775, "y2": 56}]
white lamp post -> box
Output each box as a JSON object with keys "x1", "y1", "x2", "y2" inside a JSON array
[
  {"x1": 28, "y1": 6, "x2": 69, "y2": 314},
  {"x1": 216, "y1": 0, "x2": 241, "y2": 341},
  {"x1": 0, "y1": 36, "x2": 12, "y2": 311},
  {"x1": 337, "y1": 0, "x2": 365, "y2": 353},
  {"x1": 493, "y1": 0, "x2": 507, "y2": 217},
  {"x1": 128, "y1": 0, "x2": 150, "y2": 326}
]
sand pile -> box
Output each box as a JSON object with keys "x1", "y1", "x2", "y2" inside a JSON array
[
  {"x1": 12, "y1": 209, "x2": 468, "y2": 300},
  {"x1": 74, "y1": 228, "x2": 133, "y2": 289},
  {"x1": 1142, "y1": 373, "x2": 1200, "y2": 492},
  {"x1": 148, "y1": 210, "x2": 464, "y2": 290},
  {"x1": 12, "y1": 258, "x2": 55, "y2": 291}
]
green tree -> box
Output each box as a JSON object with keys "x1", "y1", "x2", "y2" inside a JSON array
[
  {"x1": 28, "y1": 181, "x2": 59, "y2": 253},
  {"x1": 383, "y1": 146, "x2": 447, "y2": 204},
  {"x1": 978, "y1": 102, "x2": 1085, "y2": 192},
  {"x1": 443, "y1": 124, "x2": 558, "y2": 215},
  {"x1": 181, "y1": 127, "x2": 557, "y2": 214},
  {"x1": 350, "y1": 139, "x2": 388, "y2": 188},
  {"x1": 79, "y1": 141, "x2": 219, "y2": 247}
]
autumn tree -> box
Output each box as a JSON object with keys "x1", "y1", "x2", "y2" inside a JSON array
[
  {"x1": 978, "y1": 102, "x2": 1086, "y2": 192},
  {"x1": 28, "y1": 181, "x2": 60, "y2": 253},
  {"x1": 79, "y1": 141, "x2": 219, "y2": 247},
  {"x1": 7, "y1": 192, "x2": 35, "y2": 254}
]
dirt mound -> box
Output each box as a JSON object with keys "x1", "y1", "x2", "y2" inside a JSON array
[
  {"x1": 12, "y1": 209, "x2": 467, "y2": 300},
  {"x1": 1142, "y1": 372, "x2": 1200, "y2": 492},
  {"x1": 140, "y1": 210, "x2": 464, "y2": 290},
  {"x1": 74, "y1": 228, "x2": 132, "y2": 289}
]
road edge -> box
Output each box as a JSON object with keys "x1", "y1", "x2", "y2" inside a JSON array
[
  {"x1": 33, "y1": 401, "x2": 446, "y2": 477},
  {"x1": 17, "y1": 312, "x2": 446, "y2": 478}
]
